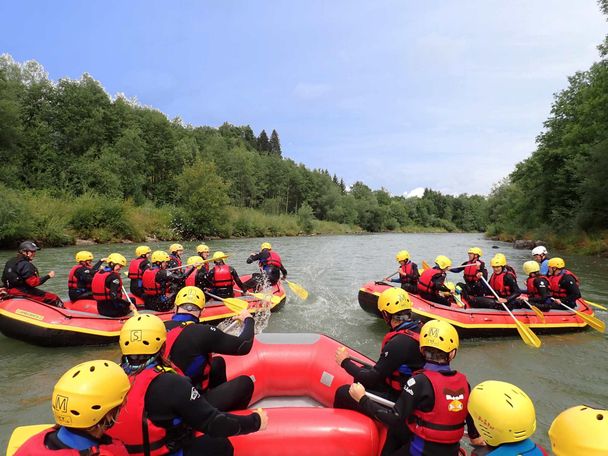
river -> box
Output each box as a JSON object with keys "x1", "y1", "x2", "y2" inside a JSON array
[{"x1": 1, "y1": 233, "x2": 607, "y2": 451}]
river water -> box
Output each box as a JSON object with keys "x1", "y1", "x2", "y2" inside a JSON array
[{"x1": 1, "y1": 233, "x2": 607, "y2": 450}]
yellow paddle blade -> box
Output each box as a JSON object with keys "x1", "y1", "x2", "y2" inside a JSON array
[
  {"x1": 7, "y1": 424, "x2": 54, "y2": 456},
  {"x1": 422, "y1": 260, "x2": 431, "y2": 271},
  {"x1": 529, "y1": 305, "x2": 546, "y2": 323},
  {"x1": 584, "y1": 299, "x2": 607, "y2": 311},
  {"x1": 513, "y1": 318, "x2": 542, "y2": 348},
  {"x1": 566, "y1": 305, "x2": 606, "y2": 333},
  {"x1": 222, "y1": 297, "x2": 249, "y2": 313},
  {"x1": 249, "y1": 292, "x2": 281, "y2": 305},
  {"x1": 286, "y1": 280, "x2": 308, "y2": 300}
]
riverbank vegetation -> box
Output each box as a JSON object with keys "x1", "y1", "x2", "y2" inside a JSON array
[
  {"x1": 0, "y1": 54, "x2": 488, "y2": 247},
  {"x1": 486, "y1": 2, "x2": 608, "y2": 255}
]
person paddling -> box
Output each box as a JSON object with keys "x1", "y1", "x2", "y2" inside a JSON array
[
  {"x1": 206, "y1": 251, "x2": 246, "y2": 298},
  {"x1": 184, "y1": 255, "x2": 211, "y2": 289},
  {"x1": 167, "y1": 243, "x2": 184, "y2": 269},
  {"x1": 67, "y1": 251, "x2": 105, "y2": 302},
  {"x1": 165, "y1": 286, "x2": 255, "y2": 411},
  {"x1": 13, "y1": 359, "x2": 130, "y2": 455},
  {"x1": 243, "y1": 242, "x2": 287, "y2": 291},
  {"x1": 450, "y1": 247, "x2": 487, "y2": 298},
  {"x1": 468, "y1": 254, "x2": 523, "y2": 310},
  {"x1": 388, "y1": 250, "x2": 419, "y2": 293},
  {"x1": 91, "y1": 253, "x2": 131, "y2": 317},
  {"x1": 547, "y1": 257, "x2": 581, "y2": 309},
  {"x1": 142, "y1": 250, "x2": 181, "y2": 311},
  {"x1": 417, "y1": 255, "x2": 454, "y2": 306},
  {"x1": 468, "y1": 380, "x2": 548, "y2": 455},
  {"x1": 2, "y1": 240, "x2": 62, "y2": 307},
  {"x1": 523, "y1": 260, "x2": 553, "y2": 311}
]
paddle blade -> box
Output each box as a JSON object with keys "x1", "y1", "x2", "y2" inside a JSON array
[
  {"x1": 584, "y1": 299, "x2": 607, "y2": 311},
  {"x1": 422, "y1": 260, "x2": 431, "y2": 271},
  {"x1": 576, "y1": 310, "x2": 606, "y2": 333},
  {"x1": 530, "y1": 305, "x2": 546, "y2": 323},
  {"x1": 514, "y1": 319, "x2": 542, "y2": 348},
  {"x1": 287, "y1": 280, "x2": 309, "y2": 300},
  {"x1": 223, "y1": 298, "x2": 249, "y2": 313},
  {"x1": 249, "y1": 292, "x2": 281, "y2": 305}
]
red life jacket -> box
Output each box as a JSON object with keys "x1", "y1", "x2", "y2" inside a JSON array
[
  {"x1": 260, "y1": 251, "x2": 282, "y2": 269},
  {"x1": 526, "y1": 275, "x2": 549, "y2": 299},
  {"x1": 164, "y1": 323, "x2": 212, "y2": 392},
  {"x1": 418, "y1": 269, "x2": 445, "y2": 294},
  {"x1": 212, "y1": 264, "x2": 233, "y2": 288},
  {"x1": 142, "y1": 268, "x2": 163, "y2": 296},
  {"x1": 489, "y1": 270, "x2": 514, "y2": 298},
  {"x1": 67, "y1": 265, "x2": 83, "y2": 290},
  {"x1": 91, "y1": 270, "x2": 121, "y2": 302},
  {"x1": 128, "y1": 257, "x2": 147, "y2": 280},
  {"x1": 548, "y1": 270, "x2": 580, "y2": 299},
  {"x1": 169, "y1": 254, "x2": 182, "y2": 267},
  {"x1": 14, "y1": 426, "x2": 128, "y2": 456},
  {"x1": 107, "y1": 369, "x2": 170, "y2": 456},
  {"x1": 381, "y1": 328, "x2": 420, "y2": 392},
  {"x1": 185, "y1": 269, "x2": 196, "y2": 287},
  {"x1": 463, "y1": 260, "x2": 481, "y2": 283},
  {"x1": 400, "y1": 261, "x2": 418, "y2": 284},
  {"x1": 407, "y1": 370, "x2": 469, "y2": 444}
]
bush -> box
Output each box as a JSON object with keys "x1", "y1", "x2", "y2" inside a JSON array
[{"x1": 69, "y1": 193, "x2": 138, "y2": 241}]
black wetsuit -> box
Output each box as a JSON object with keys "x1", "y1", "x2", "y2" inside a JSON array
[
  {"x1": 145, "y1": 370, "x2": 261, "y2": 455},
  {"x1": 166, "y1": 314, "x2": 255, "y2": 411},
  {"x1": 68, "y1": 260, "x2": 103, "y2": 301},
  {"x1": 334, "y1": 321, "x2": 425, "y2": 413},
  {"x1": 206, "y1": 265, "x2": 246, "y2": 298},
  {"x1": 244, "y1": 250, "x2": 287, "y2": 289},
  {"x1": 357, "y1": 363, "x2": 480, "y2": 456}
]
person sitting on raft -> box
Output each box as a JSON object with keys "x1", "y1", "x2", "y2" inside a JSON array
[
  {"x1": 167, "y1": 243, "x2": 184, "y2": 269},
  {"x1": 165, "y1": 286, "x2": 255, "y2": 411},
  {"x1": 347, "y1": 319, "x2": 484, "y2": 456},
  {"x1": 142, "y1": 250, "x2": 181, "y2": 312},
  {"x1": 196, "y1": 244, "x2": 212, "y2": 272},
  {"x1": 468, "y1": 254, "x2": 523, "y2": 310},
  {"x1": 531, "y1": 245, "x2": 549, "y2": 275},
  {"x1": 13, "y1": 359, "x2": 130, "y2": 455},
  {"x1": 387, "y1": 250, "x2": 419, "y2": 294},
  {"x1": 2, "y1": 240, "x2": 63, "y2": 307},
  {"x1": 108, "y1": 313, "x2": 268, "y2": 456},
  {"x1": 547, "y1": 257, "x2": 581, "y2": 309},
  {"x1": 243, "y1": 242, "x2": 287, "y2": 291},
  {"x1": 549, "y1": 404, "x2": 608, "y2": 455},
  {"x1": 450, "y1": 247, "x2": 487, "y2": 298},
  {"x1": 184, "y1": 255, "x2": 212, "y2": 290},
  {"x1": 127, "y1": 245, "x2": 151, "y2": 298},
  {"x1": 91, "y1": 253, "x2": 132, "y2": 317},
  {"x1": 334, "y1": 287, "x2": 424, "y2": 415},
  {"x1": 67, "y1": 250, "x2": 105, "y2": 302},
  {"x1": 206, "y1": 251, "x2": 246, "y2": 298},
  {"x1": 417, "y1": 255, "x2": 454, "y2": 306},
  {"x1": 468, "y1": 380, "x2": 548, "y2": 455},
  {"x1": 523, "y1": 260, "x2": 553, "y2": 311}
]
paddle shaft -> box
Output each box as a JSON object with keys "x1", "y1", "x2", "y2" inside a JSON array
[
  {"x1": 167, "y1": 258, "x2": 212, "y2": 271},
  {"x1": 365, "y1": 392, "x2": 396, "y2": 408},
  {"x1": 348, "y1": 356, "x2": 374, "y2": 369},
  {"x1": 121, "y1": 285, "x2": 139, "y2": 314},
  {"x1": 522, "y1": 299, "x2": 546, "y2": 322}
]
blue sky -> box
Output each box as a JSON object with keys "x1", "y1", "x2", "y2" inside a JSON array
[{"x1": 1, "y1": 1, "x2": 605, "y2": 196}]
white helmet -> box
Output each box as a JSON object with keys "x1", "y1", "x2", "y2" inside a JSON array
[{"x1": 531, "y1": 246, "x2": 547, "y2": 256}]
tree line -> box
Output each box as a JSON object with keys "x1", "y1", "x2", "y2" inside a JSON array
[
  {"x1": 486, "y1": 0, "x2": 608, "y2": 253},
  {"x1": 0, "y1": 54, "x2": 488, "y2": 247}
]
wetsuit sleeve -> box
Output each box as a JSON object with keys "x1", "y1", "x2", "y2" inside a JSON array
[
  {"x1": 230, "y1": 267, "x2": 246, "y2": 290},
  {"x1": 185, "y1": 266, "x2": 196, "y2": 278},
  {"x1": 340, "y1": 359, "x2": 384, "y2": 388},
  {"x1": 279, "y1": 264, "x2": 287, "y2": 277},
  {"x1": 18, "y1": 262, "x2": 46, "y2": 286},
  {"x1": 411, "y1": 263, "x2": 419, "y2": 280},
  {"x1": 561, "y1": 275, "x2": 581, "y2": 302},
  {"x1": 372, "y1": 334, "x2": 422, "y2": 380},
  {"x1": 504, "y1": 274, "x2": 522, "y2": 302},
  {"x1": 450, "y1": 262, "x2": 467, "y2": 273},
  {"x1": 92, "y1": 260, "x2": 104, "y2": 272},
  {"x1": 197, "y1": 319, "x2": 255, "y2": 356},
  {"x1": 146, "y1": 373, "x2": 261, "y2": 436},
  {"x1": 432, "y1": 274, "x2": 449, "y2": 292},
  {"x1": 246, "y1": 252, "x2": 264, "y2": 264},
  {"x1": 108, "y1": 273, "x2": 122, "y2": 300},
  {"x1": 479, "y1": 261, "x2": 488, "y2": 280}
]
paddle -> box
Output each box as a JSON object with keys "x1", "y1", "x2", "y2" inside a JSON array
[
  {"x1": 480, "y1": 277, "x2": 541, "y2": 348},
  {"x1": 365, "y1": 391, "x2": 396, "y2": 408},
  {"x1": 348, "y1": 356, "x2": 374, "y2": 369},
  {"x1": 167, "y1": 258, "x2": 213, "y2": 272},
  {"x1": 205, "y1": 291, "x2": 249, "y2": 313},
  {"x1": 246, "y1": 291, "x2": 282, "y2": 305},
  {"x1": 121, "y1": 285, "x2": 140, "y2": 315},
  {"x1": 522, "y1": 299, "x2": 546, "y2": 323},
  {"x1": 583, "y1": 299, "x2": 607, "y2": 311},
  {"x1": 383, "y1": 270, "x2": 399, "y2": 281},
  {"x1": 522, "y1": 299, "x2": 546, "y2": 322},
  {"x1": 285, "y1": 279, "x2": 309, "y2": 300},
  {"x1": 551, "y1": 299, "x2": 606, "y2": 333}
]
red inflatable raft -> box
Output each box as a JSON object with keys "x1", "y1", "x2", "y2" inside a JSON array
[
  {"x1": 359, "y1": 281, "x2": 598, "y2": 337},
  {"x1": 225, "y1": 333, "x2": 387, "y2": 455},
  {"x1": 0, "y1": 276, "x2": 286, "y2": 346}
]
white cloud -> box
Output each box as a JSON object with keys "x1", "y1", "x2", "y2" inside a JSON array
[{"x1": 404, "y1": 187, "x2": 425, "y2": 198}]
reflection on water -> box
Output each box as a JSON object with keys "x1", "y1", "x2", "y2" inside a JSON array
[{"x1": 1, "y1": 233, "x2": 607, "y2": 449}]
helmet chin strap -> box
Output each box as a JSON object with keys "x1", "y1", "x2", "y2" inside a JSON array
[{"x1": 122, "y1": 353, "x2": 159, "y2": 374}]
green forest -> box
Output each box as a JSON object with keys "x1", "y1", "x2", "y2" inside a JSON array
[
  {"x1": 486, "y1": 0, "x2": 608, "y2": 254},
  {"x1": 0, "y1": 54, "x2": 488, "y2": 247}
]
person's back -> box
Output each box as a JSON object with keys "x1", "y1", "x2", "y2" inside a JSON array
[
  {"x1": 128, "y1": 246, "x2": 151, "y2": 298},
  {"x1": 67, "y1": 251, "x2": 104, "y2": 302},
  {"x1": 547, "y1": 257, "x2": 580, "y2": 308},
  {"x1": 92, "y1": 253, "x2": 130, "y2": 317},
  {"x1": 418, "y1": 256, "x2": 453, "y2": 306}
]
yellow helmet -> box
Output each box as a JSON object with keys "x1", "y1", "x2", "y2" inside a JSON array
[
  {"x1": 187, "y1": 256, "x2": 202, "y2": 269},
  {"x1": 135, "y1": 245, "x2": 151, "y2": 257},
  {"x1": 169, "y1": 243, "x2": 184, "y2": 253},
  {"x1": 549, "y1": 405, "x2": 608, "y2": 455},
  {"x1": 261, "y1": 242, "x2": 272, "y2": 250},
  {"x1": 523, "y1": 261, "x2": 540, "y2": 275},
  {"x1": 435, "y1": 255, "x2": 452, "y2": 270},
  {"x1": 151, "y1": 250, "x2": 170, "y2": 263},
  {"x1": 120, "y1": 314, "x2": 167, "y2": 356},
  {"x1": 548, "y1": 257, "x2": 565, "y2": 269},
  {"x1": 420, "y1": 319, "x2": 459, "y2": 353},
  {"x1": 212, "y1": 251, "x2": 228, "y2": 262},
  {"x1": 469, "y1": 380, "x2": 536, "y2": 446},
  {"x1": 196, "y1": 244, "x2": 210, "y2": 254},
  {"x1": 107, "y1": 253, "x2": 127, "y2": 267},
  {"x1": 175, "y1": 286, "x2": 206, "y2": 309},
  {"x1": 377, "y1": 287, "x2": 413, "y2": 314},
  {"x1": 490, "y1": 254, "x2": 507, "y2": 267},
  {"x1": 395, "y1": 250, "x2": 410, "y2": 262},
  {"x1": 75, "y1": 251, "x2": 94, "y2": 263},
  {"x1": 468, "y1": 247, "x2": 483, "y2": 257},
  {"x1": 52, "y1": 360, "x2": 129, "y2": 428}
]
